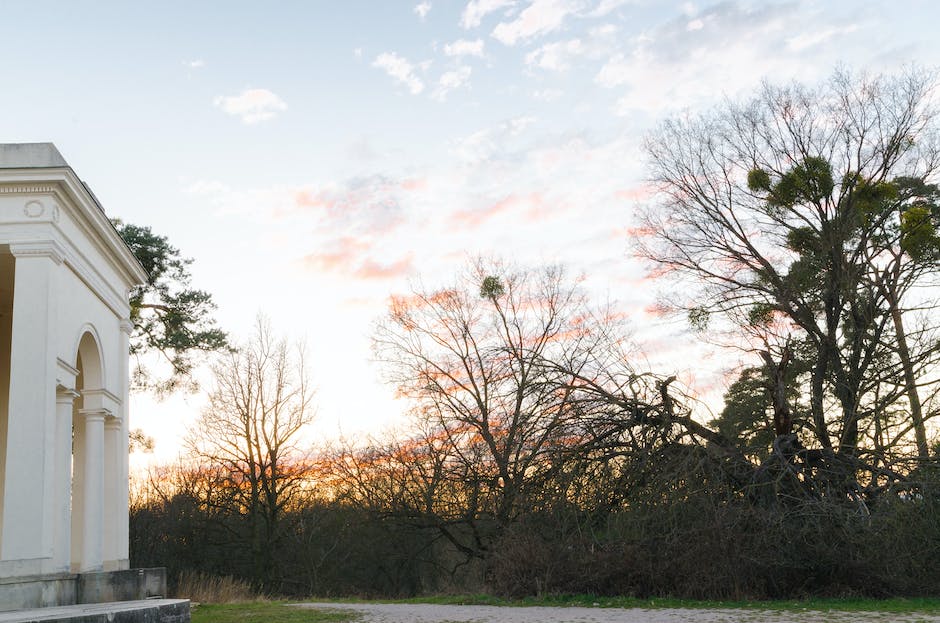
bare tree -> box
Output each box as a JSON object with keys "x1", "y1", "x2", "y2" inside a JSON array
[
  {"x1": 373, "y1": 259, "x2": 626, "y2": 556},
  {"x1": 640, "y1": 68, "x2": 940, "y2": 461},
  {"x1": 187, "y1": 317, "x2": 315, "y2": 586}
]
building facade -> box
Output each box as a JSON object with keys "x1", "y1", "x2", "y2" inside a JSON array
[{"x1": 0, "y1": 143, "x2": 147, "y2": 606}]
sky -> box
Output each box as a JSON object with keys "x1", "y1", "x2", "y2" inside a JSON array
[{"x1": 1, "y1": 0, "x2": 938, "y2": 468}]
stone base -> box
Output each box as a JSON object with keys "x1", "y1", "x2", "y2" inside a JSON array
[
  {"x1": 0, "y1": 568, "x2": 167, "y2": 612},
  {"x1": 78, "y1": 569, "x2": 166, "y2": 604},
  {"x1": 0, "y1": 599, "x2": 189, "y2": 623}
]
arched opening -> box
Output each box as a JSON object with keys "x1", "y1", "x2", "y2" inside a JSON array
[{"x1": 71, "y1": 330, "x2": 105, "y2": 572}]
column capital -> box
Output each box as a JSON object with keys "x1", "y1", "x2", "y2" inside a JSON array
[
  {"x1": 9, "y1": 240, "x2": 66, "y2": 265},
  {"x1": 55, "y1": 386, "x2": 81, "y2": 403},
  {"x1": 104, "y1": 414, "x2": 123, "y2": 430},
  {"x1": 78, "y1": 408, "x2": 110, "y2": 423},
  {"x1": 119, "y1": 319, "x2": 135, "y2": 335}
]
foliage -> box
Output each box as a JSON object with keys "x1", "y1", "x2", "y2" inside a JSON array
[
  {"x1": 113, "y1": 220, "x2": 228, "y2": 394},
  {"x1": 640, "y1": 67, "x2": 940, "y2": 460}
]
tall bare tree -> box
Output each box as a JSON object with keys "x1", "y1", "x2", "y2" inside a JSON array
[
  {"x1": 373, "y1": 259, "x2": 626, "y2": 555},
  {"x1": 641, "y1": 68, "x2": 940, "y2": 461},
  {"x1": 187, "y1": 317, "x2": 315, "y2": 586}
]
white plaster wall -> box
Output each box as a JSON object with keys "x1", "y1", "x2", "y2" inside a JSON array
[{"x1": 0, "y1": 175, "x2": 140, "y2": 578}]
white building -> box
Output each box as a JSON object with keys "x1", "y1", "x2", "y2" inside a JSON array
[{"x1": 0, "y1": 143, "x2": 151, "y2": 608}]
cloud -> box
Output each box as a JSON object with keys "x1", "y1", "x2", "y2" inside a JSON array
[
  {"x1": 594, "y1": 52, "x2": 630, "y2": 87},
  {"x1": 414, "y1": 1, "x2": 432, "y2": 20},
  {"x1": 491, "y1": 0, "x2": 586, "y2": 46},
  {"x1": 301, "y1": 236, "x2": 370, "y2": 272},
  {"x1": 450, "y1": 192, "x2": 549, "y2": 227},
  {"x1": 787, "y1": 24, "x2": 859, "y2": 52},
  {"x1": 184, "y1": 59, "x2": 205, "y2": 69},
  {"x1": 373, "y1": 52, "x2": 425, "y2": 94},
  {"x1": 354, "y1": 255, "x2": 415, "y2": 279},
  {"x1": 213, "y1": 88, "x2": 287, "y2": 124},
  {"x1": 302, "y1": 238, "x2": 414, "y2": 280},
  {"x1": 531, "y1": 88, "x2": 563, "y2": 101},
  {"x1": 452, "y1": 115, "x2": 537, "y2": 162},
  {"x1": 184, "y1": 179, "x2": 229, "y2": 196},
  {"x1": 443, "y1": 38, "x2": 486, "y2": 58},
  {"x1": 292, "y1": 174, "x2": 419, "y2": 235},
  {"x1": 525, "y1": 38, "x2": 584, "y2": 71},
  {"x1": 433, "y1": 66, "x2": 472, "y2": 101},
  {"x1": 451, "y1": 194, "x2": 520, "y2": 227},
  {"x1": 614, "y1": 183, "x2": 655, "y2": 203},
  {"x1": 590, "y1": 2, "x2": 862, "y2": 115},
  {"x1": 589, "y1": 0, "x2": 631, "y2": 16},
  {"x1": 525, "y1": 22, "x2": 617, "y2": 72},
  {"x1": 461, "y1": 0, "x2": 515, "y2": 29}
]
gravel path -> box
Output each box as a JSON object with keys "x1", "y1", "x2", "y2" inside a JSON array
[{"x1": 295, "y1": 602, "x2": 940, "y2": 623}]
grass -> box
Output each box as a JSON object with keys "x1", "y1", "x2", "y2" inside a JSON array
[
  {"x1": 191, "y1": 602, "x2": 358, "y2": 623},
  {"x1": 185, "y1": 593, "x2": 940, "y2": 622},
  {"x1": 387, "y1": 593, "x2": 940, "y2": 613},
  {"x1": 176, "y1": 571, "x2": 260, "y2": 604}
]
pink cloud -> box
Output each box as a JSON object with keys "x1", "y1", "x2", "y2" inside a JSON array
[
  {"x1": 354, "y1": 255, "x2": 415, "y2": 280},
  {"x1": 400, "y1": 177, "x2": 428, "y2": 191},
  {"x1": 624, "y1": 225, "x2": 656, "y2": 238},
  {"x1": 301, "y1": 236, "x2": 413, "y2": 281},
  {"x1": 523, "y1": 193, "x2": 564, "y2": 221},
  {"x1": 294, "y1": 189, "x2": 334, "y2": 210},
  {"x1": 452, "y1": 192, "x2": 547, "y2": 227},
  {"x1": 644, "y1": 302, "x2": 671, "y2": 318},
  {"x1": 614, "y1": 183, "x2": 655, "y2": 203},
  {"x1": 289, "y1": 175, "x2": 412, "y2": 235},
  {"x1": 301, "y1": 236, "x2": 370, "y2": 272},
  {"x1": 452, "y1": 194, "x2": 521, "y2": 227}
]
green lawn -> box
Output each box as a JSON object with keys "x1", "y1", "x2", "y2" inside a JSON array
[
  {"x1": 190, "y1": 595, "x2": 940, "y2": 623},
  {"x1": 191, "y1": 602, "x2": 357, "y2": 623}
]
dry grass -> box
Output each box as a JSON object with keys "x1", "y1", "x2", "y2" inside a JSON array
[{"x1": 175, "y1": 571, "x2": 263, "y2": 603}]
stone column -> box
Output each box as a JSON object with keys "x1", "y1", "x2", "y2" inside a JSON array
[
  {"x1": 78, "y1": 408, "x2": 106, "y2": 572},
  {"x1": 54, "y1": 386, "x2": 79, "y2": 573},
  {"x1": 1, "y1": 242, "x2": 62, "y2": 564},
  {"x1": 117, "y1": 318, "x2": 133, "y2": 569},
  {"x1": 102, "y1": 414, "x2": 121, "y2": 570}
]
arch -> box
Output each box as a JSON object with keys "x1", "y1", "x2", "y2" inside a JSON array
[
  {"x1": 72, "y1": 325, "x2": 108, "y2": 572},
  {"x1": 74, "y1": 326, "x2": 105, "y2": 398}
]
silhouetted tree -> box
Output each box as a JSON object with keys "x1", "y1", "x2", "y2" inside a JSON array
[{"x1": 186, "y1": 317, "x2": 314, "y2": 587}]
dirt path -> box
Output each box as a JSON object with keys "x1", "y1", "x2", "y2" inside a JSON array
[{"x1": 295, "y1": 602, "x2": 940, "y2": 623}]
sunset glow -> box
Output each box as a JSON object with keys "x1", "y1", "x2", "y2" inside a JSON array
[{"x1": 1, "y1": 1, "x2": 936, "y2": 468}]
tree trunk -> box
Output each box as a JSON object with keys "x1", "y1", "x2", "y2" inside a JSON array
[
  {"x1": 760, "y1": 346, "x2": 792, "y2": 436},
  {"x1": 886, "y1": 283, "x2": 930, "y2": 459}
]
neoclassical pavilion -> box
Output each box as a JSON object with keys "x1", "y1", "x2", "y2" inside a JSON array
[{"x1": 0, "y1": 143, "x2": 148, "y2": 607}]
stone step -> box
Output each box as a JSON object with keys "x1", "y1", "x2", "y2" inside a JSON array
[{"x1": 0, "y1": 599, "x2": 189, "y2": 623}]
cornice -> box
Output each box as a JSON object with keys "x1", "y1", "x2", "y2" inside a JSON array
[
  {"x1": 82, "y1": 387, "x2": 122, "y2": 406},
  {"x1": 9, "y1": 239, "x2": 65, "y2": 265},
  {"x1": 0, "y1": 168, "x2": 147, "y2": 287},
  {"x1": 0, "y1": 184, "x2": 57, "y2": 194}
]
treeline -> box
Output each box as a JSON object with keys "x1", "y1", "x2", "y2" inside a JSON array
[
  {"x1": 131, "y1": 69, "x2": 940, "y2": 600},
  {"x1": 130, "y1": 403, "x2": 940, "y2": 599}
]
